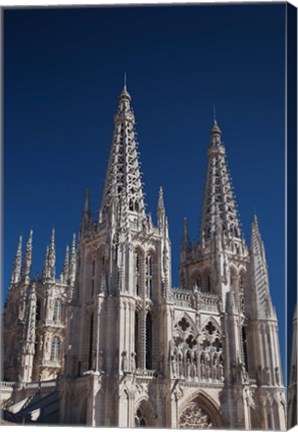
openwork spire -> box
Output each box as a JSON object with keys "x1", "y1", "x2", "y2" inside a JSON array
[
  {"x1": 200, "y1": 120, "x2": 242, "y2": 243},
  {"x1": 250, "y1": 215, "x2": 274, "y2": 318},
  {"x1": 21, "y1": 230, "x2": 33, "y2": 283},
  {"x1": 100, "y1": 84, "x2": 145, "y2": 221},
  {"x1": 11, "y1": 235, "x2": 22, "y2": 285}
]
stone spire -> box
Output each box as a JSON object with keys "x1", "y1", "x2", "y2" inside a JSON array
[
  {"x1": 100, "y1": 83, "x2": 145, "y2": 223},
  {"x1": 157, "y1": 186, "x2": 166, "y2": 230},
  {"x1": 61, "y1": 245, "x2": 70, "y2": 283},
  {"x1": 10, "y1": 235, "x2": 22, "y2": 285},
  {"x1": 200, "y1": 119, "x2": 242, "y2": 243},
  {"x1": 80, "y1": 189, "x2": 92, "y2": 238},
  {"x1": 69, "y1": 233, "x2": 76, "y2": 286},
  {"x1": 42, "y1": 229, "x2": 56, "y2": 283},
  {"x1": 181, "y1": 217, "x2": 191, "y2": 253},
  {"x1": 250, "y1": 214, "x2": 275, "y2": 319},
  {"x1": 21, "y1": 230, "x2": 33, "y2": 284}
]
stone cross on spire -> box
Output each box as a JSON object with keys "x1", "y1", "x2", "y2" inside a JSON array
[{"x1": 100, "y1": 83, "x2": 145, "y2": 223}]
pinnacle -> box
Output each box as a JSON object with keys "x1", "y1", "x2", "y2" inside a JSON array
[
  {"x1": 200, "y1": 122, "x2": 242, "y2": 243},
  {"x1": 100, "y1": 85, "x2": 145, "y2": 221}
]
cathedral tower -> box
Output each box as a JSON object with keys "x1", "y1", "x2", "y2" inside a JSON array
[{"x1": 60, "y1": 83, "x2": 172, "y2": 426}]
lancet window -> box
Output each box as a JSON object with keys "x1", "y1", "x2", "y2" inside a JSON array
[
  {"x1": 50, "y1": 337, "x2": 61, "y2": 362},
  {"x1": 146, "y1": 312, "x2": 153, "y2": 369},
  {"x1": 146, "y1": 254, "x2": 153, "y2": 299},
  {"x1": 88, "y1": 314, "x2": 94, "y2": 370},
  {"x1": 53, "y1": 300, "x2": 62, "y2": 322}
]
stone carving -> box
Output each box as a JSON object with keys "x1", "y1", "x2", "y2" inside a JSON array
[
  {"x1": 131, "y1": 352, "x2": 136, "y2": 372},
  {"x1": 263, "y1": 366, "x2": 271, "y2": 386},
  {"x1": 121, "y1": 351, "x2": 128, "y2": 372},
  {"x1": 179, "y1": 402, "x2": 213, "y2": 429},
  {"x1": 275, "y1": 367, "x2": 280, "y2": 386}
]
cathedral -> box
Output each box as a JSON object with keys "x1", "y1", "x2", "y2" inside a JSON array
[{"x1": 2, "y1": 83, "x2": 286, "y2": 429}]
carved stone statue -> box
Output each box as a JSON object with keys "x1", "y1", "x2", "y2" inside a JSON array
[
  {"x1": 186, "y1": 358, "x2": 191, "y2": 379},
  {"x1": 171, "y1": 354, "x2": 177, "y2": 377},
  {"x1": 263, "y1": 366, "x2": 271, "y2": 385},
  {"x1": 275, "y1": 367, "x2": 280, "y2": 386},
  {"x1": 121, "y1": 351, "x2": 128, "y2": 372}
]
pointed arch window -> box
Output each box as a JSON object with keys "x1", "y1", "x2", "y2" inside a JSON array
[
  {"x1": 88, "y1": 314, "x2": 94, "y2": 370},
  {"x1": 51, "y1": 337, "x2": 61, "y2": 362},
  {"x1": 146, "y1": 312, "x2": 153, "y2": 369},
  {"x1": 53, "y1": 300, "x2": 62, "y2": 322},
  {"x1": 135, "y1": 250, "x2": 142, "y2": 296},
  {"x1": 135, "y1": 311, "x2": 139, "y2": 369},
  {"x1": 146, "y1": 254, "x2": 153, "y2": 299},
  {"x1": 91, "y1": 258, "x2": 96, "y2": 297},
  {"x1": 242, "y1": 326, "x2": 248, "y2": 372}
]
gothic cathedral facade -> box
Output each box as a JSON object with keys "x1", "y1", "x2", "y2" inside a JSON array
[{"x1": 3, "y1": 85, "x2": 286, "y2": 429}]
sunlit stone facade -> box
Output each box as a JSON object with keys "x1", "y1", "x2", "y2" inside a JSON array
[{"x1": 3, "y1": 85, "x2": 286, "y2": 429}]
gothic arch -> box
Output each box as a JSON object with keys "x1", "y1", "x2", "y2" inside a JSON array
[
  {"x1": 79, "y1": 398, "x2": 88, "y2": 425},
  {"x1": 201, "y1": 316, "x2": 221, "y2": 334},
  {"x1": 174, "y1": 312, "x2": 197, "y2": 337},
  {"x1": 229, "y1": 264, "x2": 238, "y2": 277},
  {"x1": 189, "y1": 269, "x2": 202, "y2": 289},
  {"x1": 178, "y1": 391, "x2": 224, "y2": 428},
  {"x1": 134, "y1": 398, "x2": 156, "y2": 427}
]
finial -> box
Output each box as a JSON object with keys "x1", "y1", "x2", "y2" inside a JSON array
[
  {"x1": 84, "y1": 189, "x2": 90, "y2": 212},
  {"x1": 158, "y1": 186, "x2": 164, "y2": 205},
  {"x1": 213, "y1": 105, "x2": 217, "y2": 124},
  {"x1": 124, "y1": 72, "x2": 127, "y2": 90}
]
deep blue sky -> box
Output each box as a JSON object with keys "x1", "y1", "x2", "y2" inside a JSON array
[{"x1": 4, "y1": 4, "x2": 286, "y2": 379}]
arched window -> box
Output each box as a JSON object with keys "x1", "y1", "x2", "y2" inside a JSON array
[
  {"x1": 88, "y1": 314, "x2": 94, "y2": 370},
  {"x1": 36, "y1": 299, "x2": 41, "y2": 321},
  {"x1": 53, "y1": 300, "x2": 62, "y2": 322},
  {"x1": 207, "y1": 275, "x2": 211, "y2": 292},
  {"x1": 146, "y1": 254, "x2": 153, "y2": 299},
  {"x1": 135, "y1": 408, "x2": 147, "y2": 427},
  {"x1": 242, "y1": 326, "x2": 248, "y2": 372},
  {"x1": 135, "y1": 250, "x2": 142, "y2": 297},
  {"x1": 51, "y1": 337, "x2": 60, "y2": 362},
  {"x1": 91, "y1": 258, "x2": 96, "y2": 297},
  {"x1": 135, "y1": 311, "x2": 139, "y2": 369},
  {"x1": 146, "y1": 313, "x2": 153, "y2": 369}
]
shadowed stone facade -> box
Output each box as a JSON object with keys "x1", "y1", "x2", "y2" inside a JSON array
[{"x1": 3, "y1": 85, "x2": 286, "y2": 429}]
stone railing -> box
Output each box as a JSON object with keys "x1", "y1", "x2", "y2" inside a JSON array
[
  {"x1": 172, "y1": 290, "x2": 193, "y2": 308},
  {"x1": 0, "y1": 381, "x2": 15, "y2": 388},
  {"x1": 200, "y1": 293, "x2": 219, "y2": 312},
  {"x1": 135, "y1": 369, "x2": 157, "y2": 379}
]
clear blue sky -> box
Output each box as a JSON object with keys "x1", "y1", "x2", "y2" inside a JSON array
[{"x1": 3, "y1": 4, "x2": 286, "y2": 379}]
